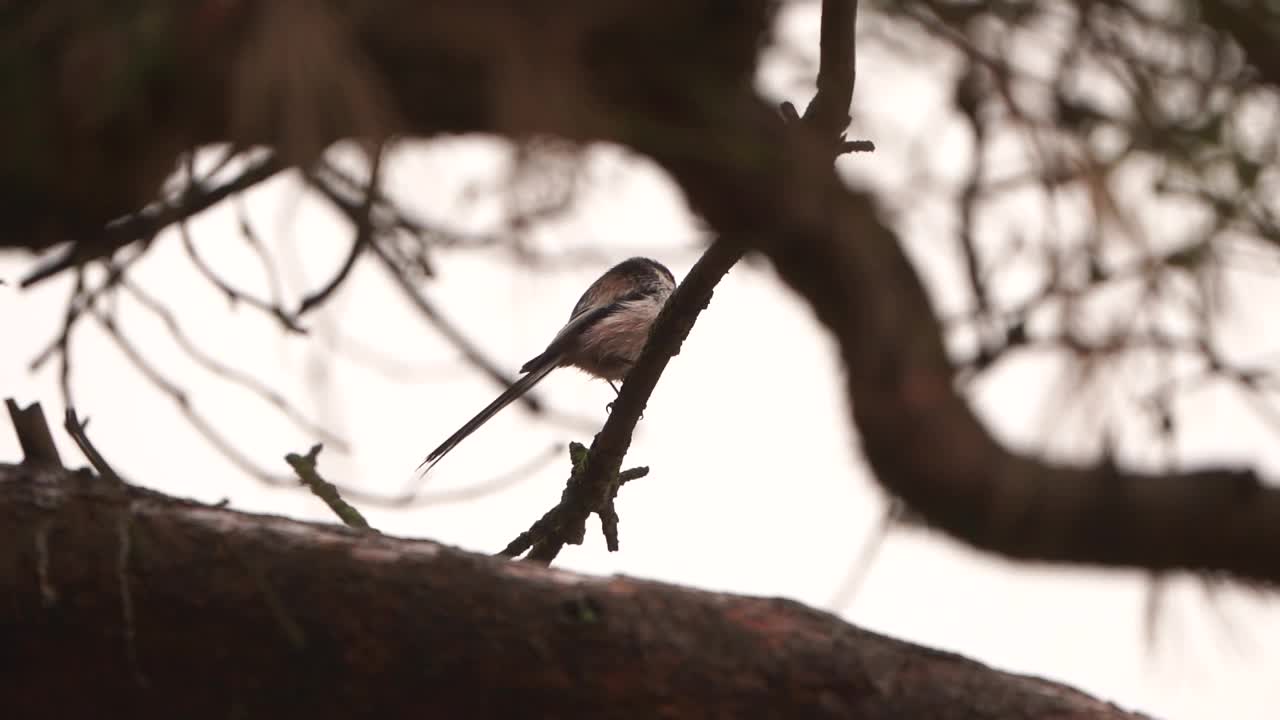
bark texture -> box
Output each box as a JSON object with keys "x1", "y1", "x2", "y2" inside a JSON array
[{"x1": 0, "y1": 463, "x2": 1146, "y2": 719}]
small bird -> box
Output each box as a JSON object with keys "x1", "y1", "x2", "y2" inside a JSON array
[{"x1": 418, "y1": 257, "x2": 676, "y2": 473}]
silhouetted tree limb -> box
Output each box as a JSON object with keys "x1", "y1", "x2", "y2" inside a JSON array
[
  {"x1": 647, "y1": 87, "x2": 1280, "y2": 581},
  {"x1": 0, "y1": 457, "x2": 1148, "y2": 719}
]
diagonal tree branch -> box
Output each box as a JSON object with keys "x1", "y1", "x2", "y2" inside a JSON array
[
  {"x1": 777, "y1": 187, "x2": 1280, "y2": 581},
  {"x1": 508, "y1": 238, "x2": 744, "y2": 563},
  {"x1": 509, "y1": 0, "x2": 866, "y2": 565},
  {"x1": 296, "y1": 145, "x2": 385, "y2": 316}
]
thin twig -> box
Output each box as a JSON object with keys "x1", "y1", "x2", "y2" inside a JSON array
[
  {"x1": 827, "y1": 501, "x2": 897, "y2": 611},
  {"x1": 29, "y1": 240, "x2": 153, "y2": 374},
  {"x1": 297, "y1": 145, "x2": 386, "y2": 316},
  {"x1": 285, "y1": 444, "x2": 377, "y2": 532},
  {"x1": 956, "y1": 59, "x2": 992, "y2": 323},
  {"x1": 234, "y1": 192, "x2": 288, "y2": 312},
  {"x1": 373, "y1": 242, "x2": 544, "y2": 409},
  {"x1": 63, "y1": 409, "x2": 127, "y2": 485},
  {"x1": 88, "y1": 305, "x2": 296, "y2": 486},
  {"x1": 98, "y1": 285, "x2": 560, "y2": 505},
  {"x1": 179, "y1": 217, "x2": 306, "y2": 334},
  {"x1": 120, "y1": 278, "x2": 348, "y2": 451}
]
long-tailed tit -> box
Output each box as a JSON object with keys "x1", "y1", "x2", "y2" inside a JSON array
[{"x1": 419, "y1": 257, "x2": 676, "y2": 473}]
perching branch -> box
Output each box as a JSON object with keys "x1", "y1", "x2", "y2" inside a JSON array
[
  {"x1": 88, "y1": 305, "x2": 295, "y2": 486},
  {"x1": 498, "y1": 442, "x2": 650, "y2": 560},
  {"x1": 508, "y1": 238, "x2": 744, "y2": 564},
  {"x1": 120, "y1": 279, "x2": 348, "y2": 452},
  {"x1": 178, "y1": 216, "x2": 306, "y2": 334},
  {"x1": 505, "y1": 0, "x2": 867, "y2": 565},
  {"x1": 296, "y1": 145, "x2": 385, "y2": 316}
]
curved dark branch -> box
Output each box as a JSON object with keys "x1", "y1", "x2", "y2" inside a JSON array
[
  {"x1": 20, "y1": 154, "x2": 285, "y2": 289},
  {"x1": 120, "y1": 279, "x2": 348, "y2": 451},
  {"x1": 178, "y1": 218, "x2": 306, "y2": 334},
  {"x1": 305, "y1": 172, "x2": 546, "y2": 414},
  {"x1": 296, "y1": 146, "x2": 384, "y2": 316}
]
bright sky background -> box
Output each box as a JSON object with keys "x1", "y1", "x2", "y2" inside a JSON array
[{"x1": 4, "y1": 4, "x2": 1280, "y2": 718}]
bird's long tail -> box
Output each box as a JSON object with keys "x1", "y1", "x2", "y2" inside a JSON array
[{"x1": 417, "y1": 356, "x2": 560, "y2": 474}]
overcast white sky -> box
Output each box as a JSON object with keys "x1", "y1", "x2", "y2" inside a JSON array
[{"x1": 4, "y1": 4, "x2": 1280, "y2": 718}]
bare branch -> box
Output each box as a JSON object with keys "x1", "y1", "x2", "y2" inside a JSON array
[
  {"x1": 305, "y1": 170, "x2": 548, "y2": 414},
  {"x1": 120, "y1": 279, "x2": 348, "y2": 451},
  {"x1": 63, "y1": 409, "x2": 127, "y2": 485},
  {"x1": 233, "y1": 193, "x2": 288, "y2": 311},
  {"x1": 178, "y1": 217, "x2": 306, "y2": 334},
  {"x1": 827, "y1": 500, "x2": 899, "y2": 611},
  {"x1": 507, "y1": 0, "x2": 866, "y2": 565},
  {"x1": 88, "y1": 306, "x2": 294, "y2": 487},
  {"x1": 20, "y1": 153, "x2": 285, "y2": 288},
  {"x1": 297, "y1": 145, "x2": 385, "y2": 316}
]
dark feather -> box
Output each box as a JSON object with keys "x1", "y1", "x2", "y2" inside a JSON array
[{"x1": 417, "y1": 356, "x2": 560, "y2": 473}]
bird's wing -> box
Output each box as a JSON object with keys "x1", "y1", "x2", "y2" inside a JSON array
[{"x1": 517, "y1": 302, "x2": 619, "y2": 373}]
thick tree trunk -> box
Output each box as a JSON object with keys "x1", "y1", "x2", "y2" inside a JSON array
[{"x1": 0, "y1": 461, "x2": 1145, "y2": 719}]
